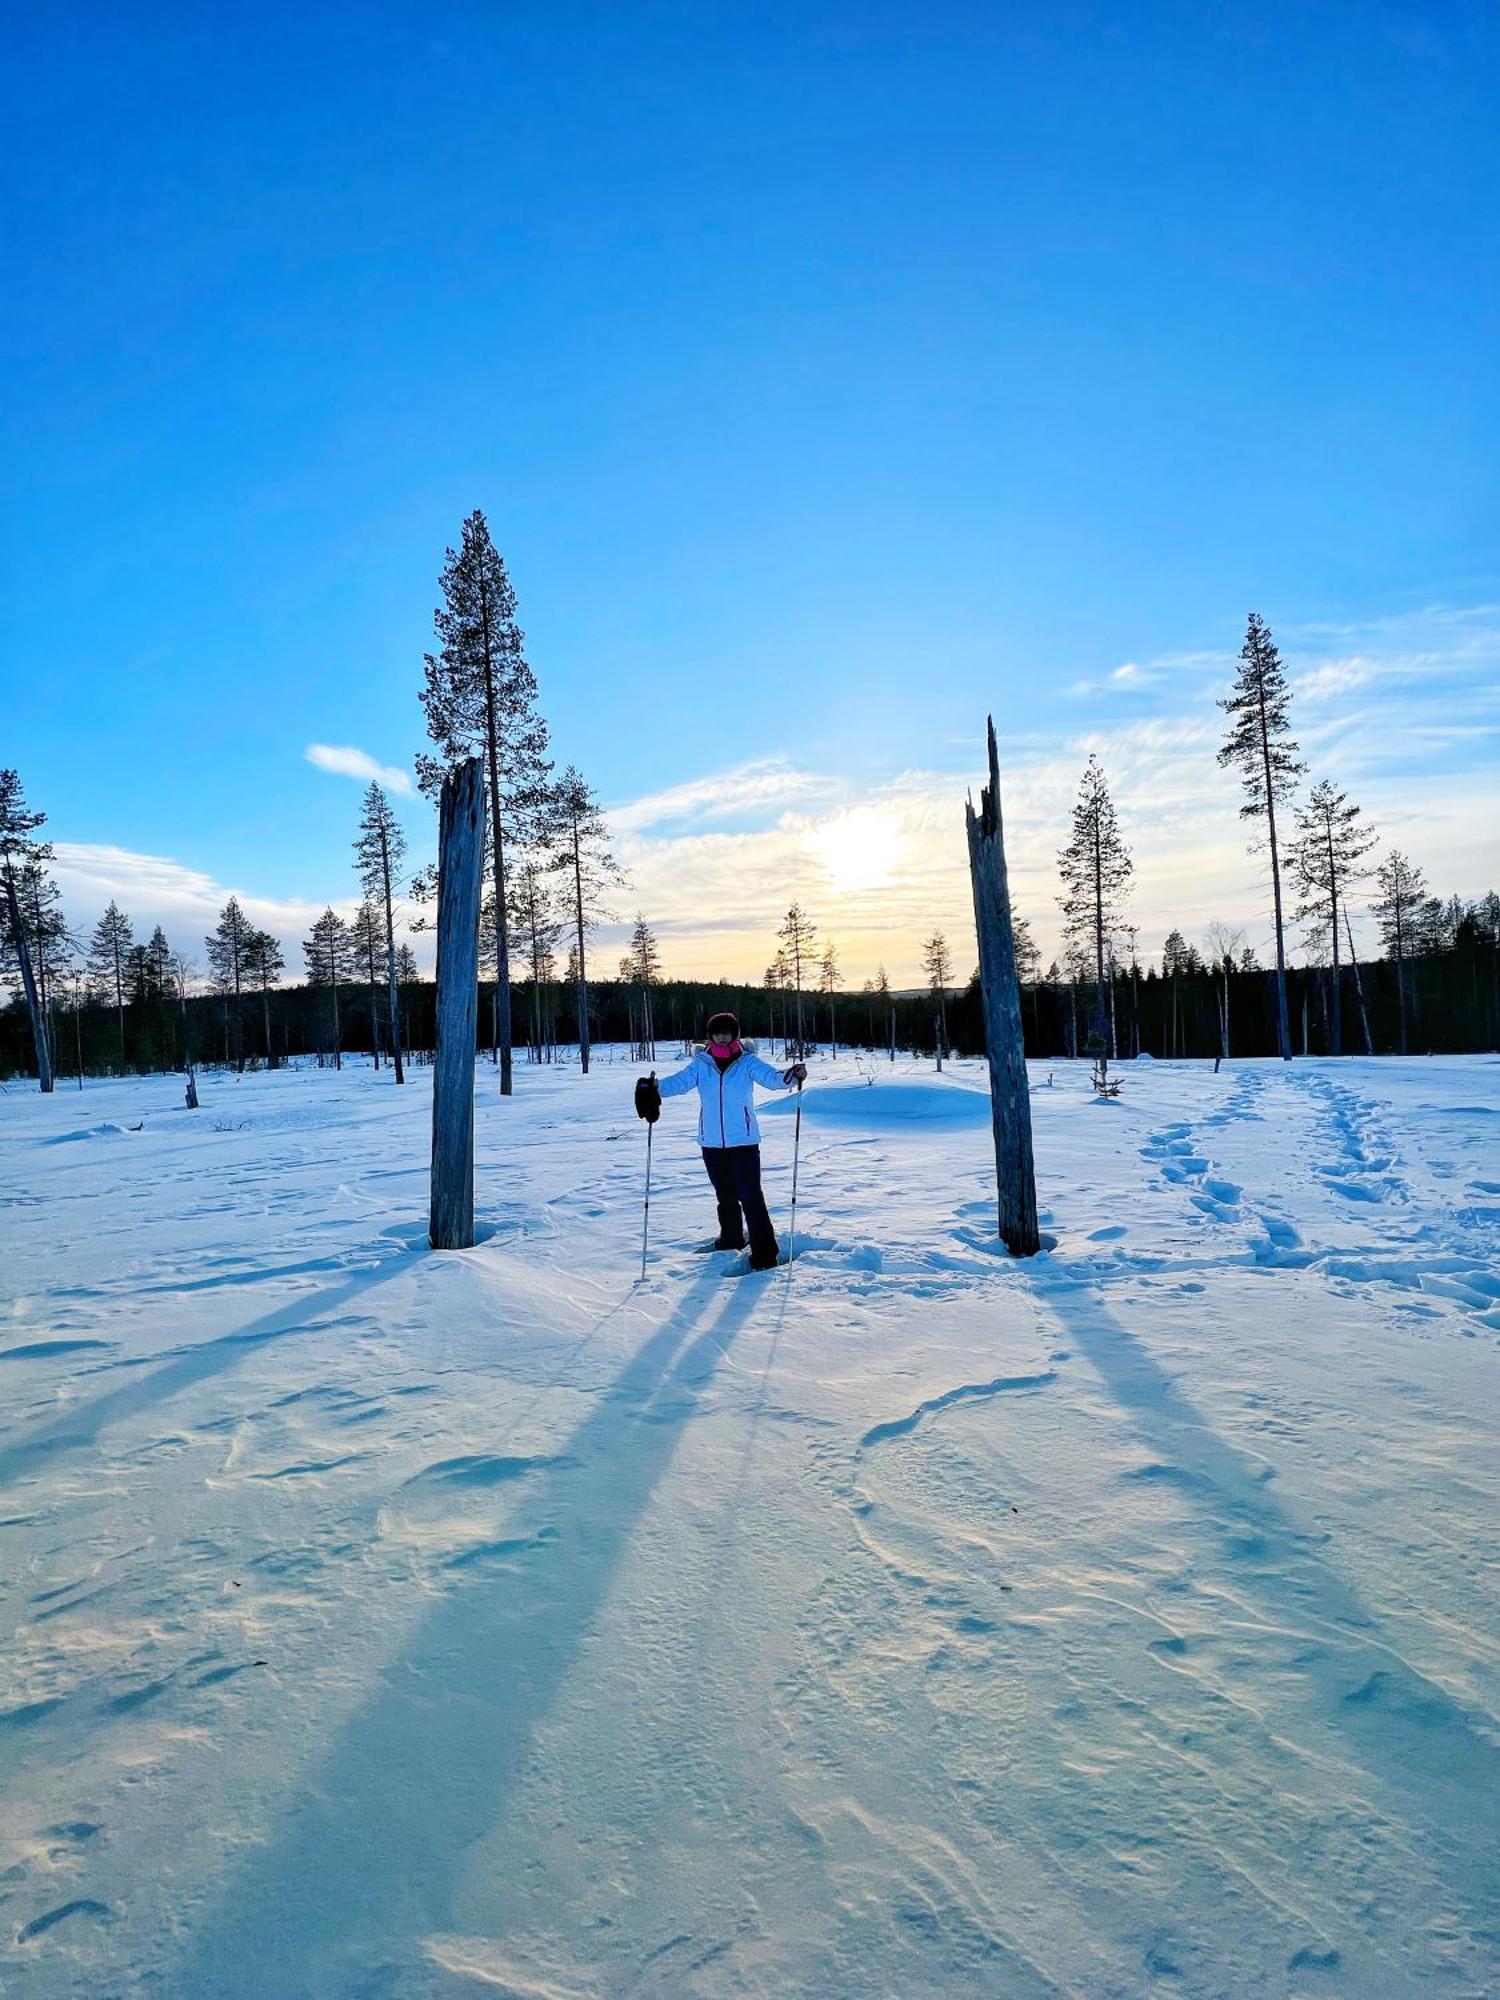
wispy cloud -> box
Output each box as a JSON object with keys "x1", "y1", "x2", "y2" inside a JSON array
[
  {"x1": 610, "y1": 757, "x2": 842, "y2": 834},
  {"x1": 305, "y1": 743, "x2": 413, "y2": 795}
]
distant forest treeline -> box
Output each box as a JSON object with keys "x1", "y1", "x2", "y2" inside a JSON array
[
  {"x1": 5, "y1": 519, "x2": 1499, "y2": 1090},
  {"x1": 4, "y1": 913, "x2": 1496, "y2": 1086}
]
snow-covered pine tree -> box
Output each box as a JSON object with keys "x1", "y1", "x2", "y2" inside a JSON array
[
  {"x1": 0, "y1": 769, "x2": 54, "y2": 1089},
  {"x1": 355, "y1": 782, "x2": 408, "y2": 1084},
  {"x1": 1218, "y1": 613, "x2": 1304, "y2": 1060},
  {"x1": 243, "y1": 929, "x2": 285, "y2": 1067},
  {"x1": 1291, "y1": 779, "x2": 1377, "y2": 1058},
  {"x1": 89, "y1": 901, "x2": 135, "y2": 1070},
  {"x1": 778, "y1": 904, "x2": 817, "y2": 1055},
  {"x1": 304, "y1": 907, "x2": 355, "y2": 1068},
  {"x1": 546, "y1": 767, "x2": 622, "y2": 1076},
  {"x1": 418, "y1": 510, "x2": 551, "y2": 1096},
  {"x1": 205, "y1": 897, "x2": 254, "y2": 1074},
  {"x1": 1371, "y1": 848, "x2": 1427, "y2": 1055},
  {"x1": 820, "y1": 942, "x2": 840, "y2": 1058},
  {"x1": 1057, "y1": 754, "x2": 1132, "y2": 1059},
  {"x1": 922, "y1": 930, "x2": 953, "y2": 1069}
]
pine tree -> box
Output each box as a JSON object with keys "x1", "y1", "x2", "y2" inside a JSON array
[
  {"x1": 243, "y1": 929, "x2": 285, "y2": 1066},
  {"x1": 1011, "y1": 915, "x2": 1041, "y2": 986},
  {"x1": 13, "y1": 858, "x2": 72, "y2": 1064},
  {"x1": 0, "y1": 770, "x2": 55, "y2": 1089},
  {"x1": 509, "y1": 860, "x2": 564, "y2": 1061},
  {"x1": 304, "y1": 907, "x2": 355, "y2": 1068},
  {"x1": 89, "y1": 901, "x2": 135, "y2": 1068},
  {"x1": 923, "y1": 930, "x2": 953, "y2": 1068},
  {"x1": 875, "y1": 963, "x2": 895, "y2": 1061},
  {"x1": 778, "y1": 904, "x2": 817, "y2": 1054},
  {"x1": 1291, "y1": 780, "x2": 1377, "y2": 1057},
  {"x1": 350, "y1": 898, "x2": 389, "y2": 1066},
  {"x1": 1218, "y1": 612, "x2": 1304, "y2": 1060},
  {"x1": 1057, "y1": 754, "x2": 1132, "y2": 1057},
  {"x1": 1372, "y1": 849, "x2": 1427, "y2": 1056},
  {"x1": 354, "y1": 781, "x2": 408, "y2": 1084},
  {"x1": 418, "y1": 509, "x2": 551, "y2": 1095},
  {"x1": 820, "y1": 942, "x2": 840, "y2": 1058},
  {"x1": 619, "y1": 915, "x2": 662, "y2": 1060},
  {"x1": 205, "y1": 897, "x2": 254, "y2": 1073},
  {"x1": 546, "y1": 767, "x2": 622, "y2": 1076}
]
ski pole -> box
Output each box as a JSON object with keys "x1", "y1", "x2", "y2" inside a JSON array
[
  {"x1": 786, "y1": 1076, "x2": 804, "y2": 1268},
  {"x1": 640, "y1": 1076, "x2": 655, "y2": 1282}
]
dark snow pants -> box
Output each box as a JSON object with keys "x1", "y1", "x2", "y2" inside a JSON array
[{"x1": 702, "y1": 1144, "x2": 779, "y2": 1265}]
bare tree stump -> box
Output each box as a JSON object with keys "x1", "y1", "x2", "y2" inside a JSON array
[
  {"x1": 965, "y1": 717, "x2": 1040, "y2": 1257},
  {"x1": 430, "y1": 757, "x2": 485, "y2": 1250}
]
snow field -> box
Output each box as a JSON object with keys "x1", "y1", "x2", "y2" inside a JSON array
[{"x1": 1, "y1": 1051, "x2": 1497, "y2": 1996}]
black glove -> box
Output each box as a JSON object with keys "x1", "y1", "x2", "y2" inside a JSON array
[
  {"x1": 634, "y1": 1075, "x2": 661, "y2": 1123},
  {"x1": 783, "y1": 1062, "x2": 807, "y2": 1086}
]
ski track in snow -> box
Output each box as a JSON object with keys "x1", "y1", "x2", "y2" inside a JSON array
[{"x1": 1, "y1": 1051, "x2": 1497, "y2": 1997}]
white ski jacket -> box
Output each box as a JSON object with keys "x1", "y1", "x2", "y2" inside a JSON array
[{"x1": 657, "y1": 1047, "x2": 796, "y2": 1149}]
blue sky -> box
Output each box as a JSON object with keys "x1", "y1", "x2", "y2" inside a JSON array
[{"x1": 4, "y1": 2, "x2": 1496, "y2": 981}]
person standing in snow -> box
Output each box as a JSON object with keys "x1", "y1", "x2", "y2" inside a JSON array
[{"x1": 634, "y1": 1011, "x2": 807, "y2": 1270}]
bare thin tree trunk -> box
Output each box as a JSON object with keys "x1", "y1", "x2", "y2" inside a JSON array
[
  {"x1": 1343, "y1": 906, "x2": 1373, "y2": 1055},
  {"x1": 430, "y1": 759, "x2": 485, "y2": 1250}
]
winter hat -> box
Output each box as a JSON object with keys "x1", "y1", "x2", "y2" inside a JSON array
[{"x1": 705, "y1": 1011, "x2": 740, "y2": 1044}]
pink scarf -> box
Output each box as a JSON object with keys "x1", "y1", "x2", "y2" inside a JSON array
[{"x1": 708, "y1": 1038, "x2": 742, "y2": 1061}]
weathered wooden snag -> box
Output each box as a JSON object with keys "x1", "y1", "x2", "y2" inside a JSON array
[
  {"x1": 429, "y1": 757, "x2": 485, "y2": 1250},
  {"x1": 965, "y1": 717, "x2": 1041, "y2": 1257}
]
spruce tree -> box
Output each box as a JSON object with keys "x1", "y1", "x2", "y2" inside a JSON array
[
  {"x1": 304, "y1": 907, "x2": 355, "y2": 1068},
  {"x1": 1057, "y1": 754, "x2": 1132, "y2": 1057},
  {"x1": 875, "y1": 963, "x2": 895, "y2": 1060},
  {"x1": 354, "y1": 781, "x2": 408, "y2": 1084},
  {"x1": 14, "y1": 858, "x2": 72, "y2": 1065},
  {"x1": 89, "y1": 901, "x2": 135, "y2": 1068},
  {"x1": 205, "y1": 897, "x2": 253, "y2": 1073},
  {"x1": 778, "y1": 904, "x2": 817, "y2": 1054},
  {"x1": 509, "y1": 860, "x2": 563, "y2": 1061},
  {"x1": 546, "y1": 766, "x2": 622, "y2": 1076},
  {"x1": 1218, "y1": 612, "x2": 1304, "y2": 1059},
  {"x1": 1291, "y1": 780, "x2": 1376, "y2": 1057},
  {"x1": 418, "y1": 509, "x2": 551, "y2": 1095}
]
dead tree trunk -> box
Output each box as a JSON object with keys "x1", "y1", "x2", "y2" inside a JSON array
[
  {"x1": 965, "y1": 717, "x2": 1040, "y2": 1257},
  {"x1": 430, "y1": 758, "x2": 485, "y2": 1251}
]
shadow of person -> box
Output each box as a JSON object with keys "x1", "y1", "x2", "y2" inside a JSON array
[{"x1": 179, "y1": 1265, "x2": 766, "y2": 1997}]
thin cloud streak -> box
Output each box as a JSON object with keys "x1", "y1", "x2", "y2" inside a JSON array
[{"x1": 305, "y1": 743, "x2": 413, "y2": 795}]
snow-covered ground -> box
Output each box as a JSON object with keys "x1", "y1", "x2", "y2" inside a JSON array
[{"x1": 2, "y1": 1049, "x2": 1497, "y2": 1998}]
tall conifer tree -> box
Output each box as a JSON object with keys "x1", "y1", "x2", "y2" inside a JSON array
[
  {"x1": 546, "y1": 767, "x2": 622, "y2": 1076},
  {"x1": 1057, "y1": 754, "x2": 1132, "y2": 1057},
  {"x1": 354, "y1": 782, "x2": 408, "y2": 1084},
  {"x1": 1292, "y1": 780, "x2": 1376, "y2": 1057},
  {"x1": 89, "y1": 901, "x2": 134, "y2": 1068},
  {"x1": 1218, "y1": 613, "x2": 1304, "y2": 1059},
  {"x1": 418, "y1": 510, "x2": 551, "y2": 1095},
  {"x1": 0, "y1": 772, "x2": 58, "y2": 1088}
]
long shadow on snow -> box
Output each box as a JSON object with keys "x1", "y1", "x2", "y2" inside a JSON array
[
  {"x1": 1035, "y1": 1272, "x2": 1500, "y2": 1939},
  {"x1": 0, "y1": 1260, "x2": 406, "y2": 1492},
  {"x1": 180, "y1": 1264, "x2": 762, "y2": 1997}
]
